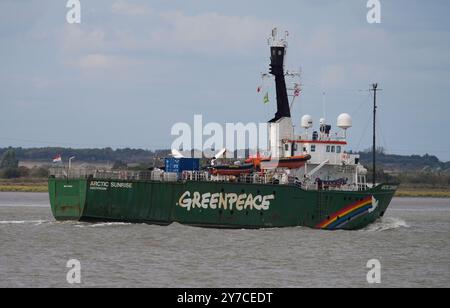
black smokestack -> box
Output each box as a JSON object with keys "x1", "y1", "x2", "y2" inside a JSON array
[{"x1": 269, "y1": 45, "x2": 291, "y2": 122}]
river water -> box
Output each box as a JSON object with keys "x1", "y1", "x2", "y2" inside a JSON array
[{"x1": 0, "y1": 192, "x2": 448, "y2": 288}]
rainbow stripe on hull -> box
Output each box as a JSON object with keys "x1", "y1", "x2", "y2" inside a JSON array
[{"x1": 316, "y1": 196, "x2": 375, "y2": 230}]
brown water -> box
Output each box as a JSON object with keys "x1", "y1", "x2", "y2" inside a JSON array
[{"x1": 0, "y1": 192, "x2": 449, "y2": 288}]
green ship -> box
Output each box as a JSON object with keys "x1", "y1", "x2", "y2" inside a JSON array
[{"x1": 48, "y1": 28, "x2": 398, "y2": 230}]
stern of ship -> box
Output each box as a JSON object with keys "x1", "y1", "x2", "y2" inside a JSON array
[{"x1": 48, "y1": 177, "x2": 88, "y2": 221}]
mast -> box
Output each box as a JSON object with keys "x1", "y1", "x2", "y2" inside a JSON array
[{"x1": 370, "y1": 83, "x2": 380, "y2": 186}]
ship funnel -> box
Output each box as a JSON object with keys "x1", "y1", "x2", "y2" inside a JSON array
[{"x1": 268, "y1": 28, "x2": 291, "y2": 122}]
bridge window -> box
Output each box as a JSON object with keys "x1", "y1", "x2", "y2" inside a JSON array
[
  {"x1": 337, "y1": 146, "x2": 342, "y2": 154},
  {"x1": 311, "y1": 145, "x2": 316, "y2": 152},
  {"x1": 285, "y1": 144, "x2": 289, "y2": 151},
  {"x1": 326, "y1": 145, "x2": 331, "y2": 153},
  {"x1": 331, "y1": 146, "x2": 335, "y2": 153}
]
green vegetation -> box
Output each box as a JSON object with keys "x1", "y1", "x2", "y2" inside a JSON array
[
  {"x1": 0, "y1": 178, "x2": 48, "y2": 192},
  {"x1": 0, "y1": 149, "x2": 19, "y2": 169},
  {"x1": 0, "y1": 147, "x2": 168, "y2": 164},
  {"x1": 0, "y1": 149, "x2": 20, "y2": 179},
  {"x1": 358, "y1": 149, "x2": 450, "y2": 172},
  {"x1": 396, "y1": 188, "x2": 450, "y2": 198}
]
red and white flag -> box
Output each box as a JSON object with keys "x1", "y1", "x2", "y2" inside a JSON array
[
  {"x1": 294, "y1": 84, "x2": 302, "y2": 97},
  {"x1": 53, "y1": 155, "x2": 62, "y2": 163}
]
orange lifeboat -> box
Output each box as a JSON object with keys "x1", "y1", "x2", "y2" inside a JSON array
[
  {"x1": 210, "y1": 164, "x2": 254, "y2": 176},
  {"x1": 259, "y1": 155, "x2": 311, "y2": 170}
]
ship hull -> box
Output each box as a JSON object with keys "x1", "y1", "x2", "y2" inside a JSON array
[{"x1": 48, "y1": 178, "x2": 397, "y2": 230}]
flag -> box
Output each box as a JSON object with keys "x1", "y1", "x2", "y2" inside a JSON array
[
  {"x1": 263, "y1": 92, "x2": 270, "y2": 104},
  {"x1": 294, "y1": 84, "x2": 301, "y2": 97},
  {"x1": 53, "y1": 155, "x2": 62, "y2": 163},
  {"x1": 257, "y1": 86, "x2": 262, "y2": 93}
]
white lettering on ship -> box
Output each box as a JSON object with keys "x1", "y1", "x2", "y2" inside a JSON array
[
  {"x1": 381, "y1": 185, "x2": 398, "y2": 191},
  {"x1": 178, "y1": 191, "x2": 275, "y2": 212},
  {"x1": 90, "y1": 181, "x2": 132, "y2": 190},
  {"x1": 111, "y1": 182, "x2": 132, "y2": 189}
]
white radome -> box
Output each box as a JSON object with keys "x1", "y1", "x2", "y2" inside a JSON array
[
  {"x1": 337, "y1": 113, "x2": 352, "y2": 129},
  {"x1": 301, "y1": 115, "x2": 313, "y2": 129}
]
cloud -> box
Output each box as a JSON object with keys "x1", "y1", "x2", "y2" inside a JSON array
[
  {"x1": 76, "y1": 53, "x2": 131, "y2": 70},
  {"x1": 319, "y1": 65, "x2": 348, "y2": 88},
  {"x1": 111, "y1": 0, "x2": 153, "y2": 16},
  {"x1": 150, "y1": 11, "x2": 273, "y2": 55},
  {"x1": 61, "y1": 5, "x2": 273, "y2": 58},
  {"x1": 61, "y1": 25, "x2": 106, "y2": 52}
]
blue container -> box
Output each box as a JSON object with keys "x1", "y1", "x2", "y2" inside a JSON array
[{"x1": 165, "y1": 158, "x2": 200, "y2": 174}]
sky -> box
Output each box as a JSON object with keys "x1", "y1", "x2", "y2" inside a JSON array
[{"x1": 1, "y1": 0, "x2": 450, "y2": 160}]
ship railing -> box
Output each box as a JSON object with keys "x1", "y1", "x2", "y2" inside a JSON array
[
  {"x1": 49, "y1": 166, "x2": 97, "y2": 179},
  {"x1": 50, "y1": 167, "x2": 374, "y2": 191},
  {"x1": 182, "y1": 171, "x2": 210, "y2": 182},
  {"x1": 49, "y1": 167, "x2": 180, "y2": 183},
  {"x1": 300, "y1": 182, "x2": 368, "y2": 192},
  {"x1": 181, "y1": 171, "x2": 279, "y2": 185},
  {"x1": 237, "y1": 173, "x2": 275, "y2": 184}
]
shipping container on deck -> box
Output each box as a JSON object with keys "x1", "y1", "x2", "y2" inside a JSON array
[{"x1": 164, "y1": 158, "x2": 200, "y2": 174}]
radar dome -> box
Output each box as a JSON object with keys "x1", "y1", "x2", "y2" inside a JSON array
[
  {"x1": 301, "y1": 115, "x2": 313, "y2": 129},
  {"x1": 337, "y1": 113, "x2": 352, "y2": 129}
]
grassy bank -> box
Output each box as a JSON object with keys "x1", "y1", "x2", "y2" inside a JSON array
[
  {"x1": 0, "y1": 179, "x2": 48, "y2": 193},
  {"x1": 395, "y1": 188, "x2": 450, "y2": 198}
]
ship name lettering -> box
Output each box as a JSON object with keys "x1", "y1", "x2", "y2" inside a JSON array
[
  {"x1": 111, "y1": 182, "x2": 133, "y2": 189},
  {"x1": 178, "y1": 191, "x2": 274, "y2": 212}
]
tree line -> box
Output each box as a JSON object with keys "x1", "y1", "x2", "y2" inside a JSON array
[{"x1": 0, "y1": 147, "x2": 169, "y2": 164}]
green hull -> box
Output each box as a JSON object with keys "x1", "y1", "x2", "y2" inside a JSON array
[{"x1": 48, "y1": 178, "x2": 397, "y2": 230}]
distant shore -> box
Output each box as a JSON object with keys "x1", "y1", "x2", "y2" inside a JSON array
[
  {"x1": 0, "y1": 179, "x2": 48, "y2": 193},
  {"x1": 394, "y1": 188, "x2": 450, "y2": 198},
  {"x1": 0, "y1": 180, "x2": 449, "y2": 198}
]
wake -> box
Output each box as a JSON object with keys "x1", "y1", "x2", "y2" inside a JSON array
[
  {"x1": 363, "y1": 217, "x2": 410, "y2": 232},
  {"x1": 75, "y1": 222, "x2": 132, "y2": 228},
  {"x1": 0, "y1": 220, "x2": 48, "y2": 225}
]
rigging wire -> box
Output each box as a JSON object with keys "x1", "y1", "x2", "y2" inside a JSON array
[
  {"x1": 355, "y1": 111, "x2": 372, "y2": 151},
  {"x1": 376, "y1": 116, "x2": 389, "y2": 153}
]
